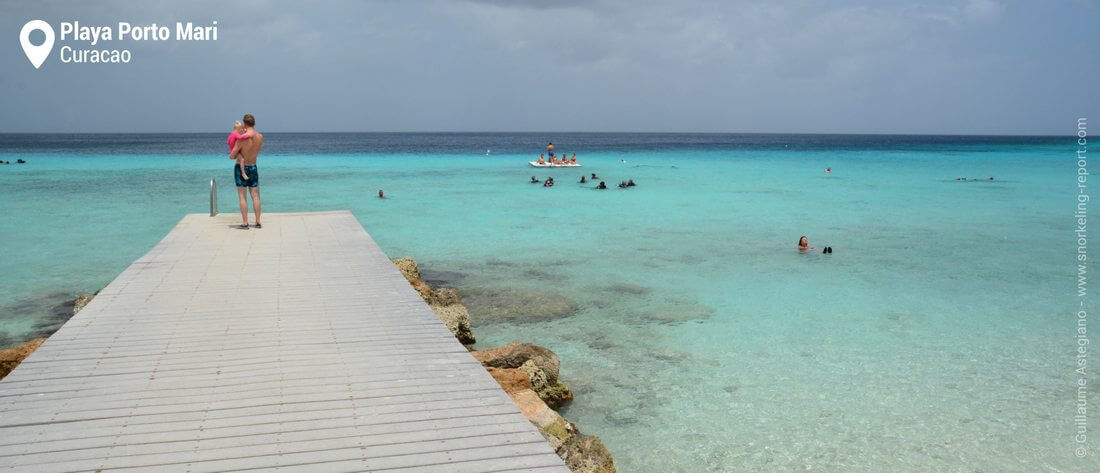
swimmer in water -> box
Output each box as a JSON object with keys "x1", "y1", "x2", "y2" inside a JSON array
[
  {"x1": 531, "y1": 176, "x2": 540, "y2": 183},
  {"x1": 579, "y1": 175, "x2": 587, "y2": 183},
  {"x1": 799, "y1": 236, "x2": 833, "y2": 253},
  {"x1": 626, "y1": 179, "x2": 636, "y2": 187},
  {"x1": 825, "y1": 168, "x2": 832, "y2": 173},
  {"x1": 378, "y1": 189, "x2": 384, "y2": 199},
  {"x1": 597, "y1": 181, "x2": 607, "y2": 189},
  {"x1": 543, "y1": 177, "x2": 555, "y2": 187},
  {"x1": 798, "y1": 236, "x2": 813, "y2": 252},
  {"x1": 591, "y1": 173, "x2": 599, "y2": 179}
]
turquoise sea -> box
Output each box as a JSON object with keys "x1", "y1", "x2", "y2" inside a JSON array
[{"x1": 0, "y1": 133, "x2": 1091, "y2": 472}]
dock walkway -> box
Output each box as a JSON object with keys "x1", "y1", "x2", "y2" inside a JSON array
[{"x1": 0, "y1": 211, "x2": 568, "y2": 472}]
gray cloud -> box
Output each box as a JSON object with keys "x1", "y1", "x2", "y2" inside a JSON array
[{"x1": 0, "y1": 0, "x2": 1095, "y2": 134}]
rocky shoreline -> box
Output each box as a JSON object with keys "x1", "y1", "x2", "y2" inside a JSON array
[{"x1": 393, "y1": 257, "x2": 616, "y2": 473}]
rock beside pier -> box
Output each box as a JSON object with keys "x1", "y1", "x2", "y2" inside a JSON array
[
  {"x1": 510, "y1": 388, "x2": 616, "y2": 473},
  {"x1": 392, "y1": 258, "x2": 475, "y2": 344},
  {"x1": 472, "y1": 342, "x2": 573, "y2": 407},
  {"x1": 72, "y1": 293, "x2": 96, "y2": 314},
  {"x1": 473, "y1": 342, "x2": 611, "y2": 472},
  {"x1": 1, "y1": 291, "x2": 97, "y2": 380},
  {"x1": 0, "y1": 338, "x2": 44, "y2": 381},
  {"x1": 392, "y1": 258, "x2": 614, "y2": 472}
]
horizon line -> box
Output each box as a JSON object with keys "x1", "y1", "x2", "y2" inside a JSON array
[{"x1": 0, "y1": 131, "x2": 1070, "y2": 138}]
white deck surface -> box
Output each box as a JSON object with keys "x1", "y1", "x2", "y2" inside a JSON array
[{"x1": 0, "y1": 211, "x2": 568, "y2": 473}]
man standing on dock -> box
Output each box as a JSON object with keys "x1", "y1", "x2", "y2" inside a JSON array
[{"x1": 230, "y1": 114, "x2": 265, "y2": 229}]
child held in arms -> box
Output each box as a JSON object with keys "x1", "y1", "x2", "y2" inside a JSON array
[{"x1": 227, "y1": 120, "x2": 253, "y2": 180}]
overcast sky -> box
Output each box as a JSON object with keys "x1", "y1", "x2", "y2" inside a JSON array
[{"x1": 0, "y1": 0, "x2": 1096, "y2": 134}]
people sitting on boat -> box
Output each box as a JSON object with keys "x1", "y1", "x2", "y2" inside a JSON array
[
  {"x1": 579, "y1": 175, "x2": 587, "y2": 183},
  {"x1": 537, "y1": 155, "x2": 546, "y2": 165},
  {"x1": 570, "y1": 154, "x2": 577, "y2": 164},
  {"x1": 531, "y1": 176, "x2": 540, "y2": 183},
  {"x1": 596, "y1": 181, "x2": 607, "y2": 189}
]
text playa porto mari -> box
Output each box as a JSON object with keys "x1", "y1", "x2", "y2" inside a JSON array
[{"x1": 59, "y1": 21, "x2": 218, "y2": 63}]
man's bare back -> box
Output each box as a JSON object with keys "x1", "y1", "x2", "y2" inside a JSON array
[{"x1": 236, "y1": 128, "x2": 264, "y2": 165}]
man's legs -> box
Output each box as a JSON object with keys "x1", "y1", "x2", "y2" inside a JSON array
[
  {"x1": 249, "y1": 187, "x2": 261, "y2": 226},
  {"x1": 237, "y1": 187, "x2": 249, "y2": 225}
]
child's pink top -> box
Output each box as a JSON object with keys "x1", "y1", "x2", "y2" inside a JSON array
[{"x1": 227, "y1": 130, "x2": 251, "y2": 151}]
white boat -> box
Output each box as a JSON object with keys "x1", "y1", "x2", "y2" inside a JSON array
[{"x1": 529, "y1": 161, "x2": 582, "y2": 168}]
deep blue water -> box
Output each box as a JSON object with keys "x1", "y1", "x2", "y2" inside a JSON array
[{"x1": 0, "y1": 132, "x2": 1065, "y2": 155}]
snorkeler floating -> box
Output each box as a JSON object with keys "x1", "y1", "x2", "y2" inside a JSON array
[
  {"x1": 798, "y1": 235, "x2": 833, "y2": 254},
  {"x1": 955, "y1": 176, "x2": 994, "y2": 181}
]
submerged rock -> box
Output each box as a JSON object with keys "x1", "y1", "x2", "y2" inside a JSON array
[
  {"x1": 419, "y1": 268, "x2": 466, "y2": 287},
  {"x1": 462, "y1": 287, "x2": 579, "y2": 324},
  {"x1": 603, "y1": 283, "x2": 650, "y2": 295},
  {"x1": 521, "y1": 268, "x2": 567, "y2": 282},
  {"x1": 633, "y1": 302, "x2": 714, "y2": 324},
  {"x1": 0, "y1": 291, "x2": 97, "y2": 344}
]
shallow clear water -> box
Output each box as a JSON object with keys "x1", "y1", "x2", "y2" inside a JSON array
[{"x1": 0, "y1": 133, "x2": 1091, "y2": 472}]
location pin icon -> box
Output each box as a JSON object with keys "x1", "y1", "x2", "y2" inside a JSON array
[{"x1": 20, "y1": 20, "x2": 55, "y2": 69}]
